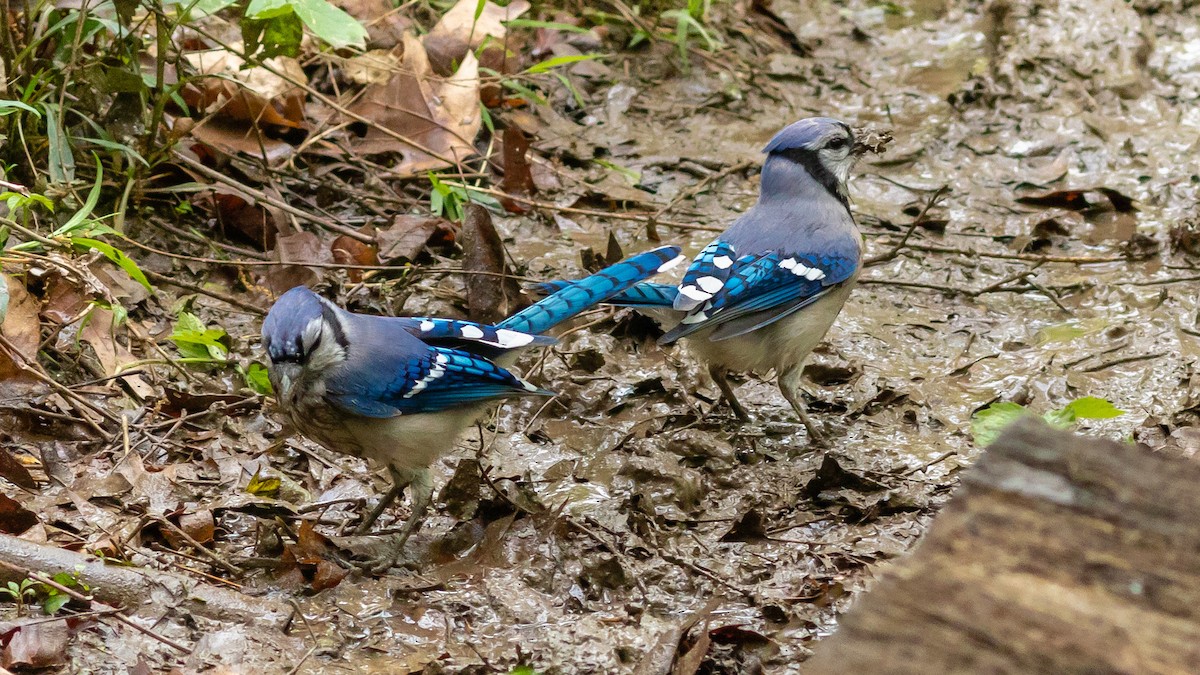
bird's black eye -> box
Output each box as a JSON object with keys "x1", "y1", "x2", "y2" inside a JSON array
[{"x1": 827, "y1": 136, "x2": 848, "y2": 150}]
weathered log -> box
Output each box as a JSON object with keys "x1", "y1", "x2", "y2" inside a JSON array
[
  {"x1": 806, "y1": 418, "x2": 1200, "y2": 674},
  {"x1": 0, "y1": 533, "x2": 291, "y2": 629}
]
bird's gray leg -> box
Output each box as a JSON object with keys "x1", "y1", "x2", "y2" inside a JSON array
[
  {"x1": 355, "y1": 467, "x2": 409, "y2": 535},
  {"x1": 709, "y1": 364, "x2": 751, "y2": 421},
  {"x1": 778, "y1": 365, "x2": 826, "y2": 443},
  {"x1": 365, "y1": 466, "x2": 432, "y2": 573}
]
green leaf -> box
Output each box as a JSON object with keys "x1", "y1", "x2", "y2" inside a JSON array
[
  {"x1": 0, "y1": 276, "x2": 8, "y2": 326},
  {"x1": 1034, "y1": 318, "x2": 1106, "y2": 346},
  {"x1": 41, "y1": 103, "x2": 75, "y2": 185},
  {"x1": 191, "y1": 0, "x2": 239, "y2": 15},
  {"x1": 499, "y1": 79, "x2": 546, "y2": 105},
  {"x1": 0, "y1": 100, "x2": 41, "y2": 117},
  {"x1": 49, "y1": 572, "x2": 77, "y2": 588},
  {"x1": 170, "y1": 312, "x2": 230, "y2": 360},
  {"x1": 1063, "y1": 396, "x2": 1125, "y2": 419},
  {"x1": 245, "y1": 12, "x2": 305, "y2": 58},
  {"x1": 242, "y1": 362, "x2": 274, "y2": 395},
  {"x1": 971, "y1": 401, "x2": 1028, "y2": 447},
  {"x1": 70, "y1": 237, "x2": 153, "y2": 292},
  {"x1": 479, "y1": 102, "x2": 494, "y2": 133},
  {"x1": 523, "y1": 53, "x2": 606, "y2": 74},
  {"x1": 53, "y1": 155, "x2": 104, "y2": 238},
  {"x1": 245, "y1": 0, "x2": 292, "y2": 19},
  {"x1": 81, "y1": 137, "x2": 151, "y2": 167},
  {"x1": 42, "y1": 593, "x2": 70, "y2": 615},
  {"x1": 290, "y1": 0, "x2": 367, "y2": 49},
  {"x1": 554, "y1": 72, "x2": 586, "y2": 109},
  {"x1": 503, "y1": 19, "x2": 591, "y2": 34}
]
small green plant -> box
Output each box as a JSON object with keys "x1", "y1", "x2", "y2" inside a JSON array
[
  {"x1": 40, "y1": 567, "x2": 89, "y2": 615},
  {"x1": 240, "y1": 361, "x2": 274, "y2": 395},
  {"x1": 0, "y1": 579, "x2": 38, "y2": 614},
  {"x1": 0, "y1": 567, "x2": 87, "y2": 616},
  {"x1": 971, "y1": 396, "x2": 1125, "y2": 447},
  {"x1": 660, "y1": 0, "x2": 721, "y2": 63},
  {"x1": 170, "y1": 311, "x2": 233, "y2": 362},
  {"x1": 428, "y1": 172, "x2": 503, "y2": 222},
  {"x1": 187, "y1": 0, "x2": 368, "y2": 57}
]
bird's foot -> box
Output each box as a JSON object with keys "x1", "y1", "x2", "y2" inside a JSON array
[
  {"x1": 354, "y1": 532, "x2": 409, "y2": 575},
  {"x1": 803, "y1": 421, "x2": 829, "y2": 446}
]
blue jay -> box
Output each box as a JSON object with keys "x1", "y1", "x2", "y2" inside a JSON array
[
  {"x1": 260, "y1": 246, "x2": 682, "y2": 571},
  {"x1": 542, "y1": 118, "x2": 864, "y2": 441}
]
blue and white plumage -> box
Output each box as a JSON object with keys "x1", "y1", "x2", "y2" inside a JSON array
[
  {"x1": 261, "y1": 245, "x2": 683, "y2": 570},
  {"x1": 542, "y1": 118, "x2": 865, "y2": 439}
]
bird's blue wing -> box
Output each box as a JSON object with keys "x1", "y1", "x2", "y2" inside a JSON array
[
  {"x1": 533, "y1": 281, "x2": 678, "y2": 308},
  {"x1": 660, "y1": 249, "x2": 858, "y2": 344},
  {"x1": 325, "y1": 346, "x2": 551, "y2": 418},
  {"x1": 390, "y1": 317, "x2": 555, "y2": 350},
  {"x1": 674, "y1": 240, "x2": 738, "y2": 310},
  {"x1": 499, "y1": 245, "x2": 682, "y2": 335}
]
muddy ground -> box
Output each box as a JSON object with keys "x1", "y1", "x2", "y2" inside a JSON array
[{"x1": 5, "y1": 0, "x2": 1200, "y2": 672}]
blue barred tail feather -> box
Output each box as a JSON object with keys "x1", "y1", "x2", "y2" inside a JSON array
[
  {"x1": 499, "y1": 246, "x2": 683, "y2": 335},
  {"x1": 393, "y1": 317, "x2": 555, "y2": 350},
  {"x1": 533, "y1": 281, "x2": 679, "y2": 308}
]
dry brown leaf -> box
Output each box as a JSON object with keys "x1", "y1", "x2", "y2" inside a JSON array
[
  {"x1": 184, "y1": 51, "x2": 307, "y2": 126},
  {"x1": 279, "y1": 521, "x2": 349, "y2": 592},
  {"x1": 376, "y1": 214, "x2": 455, "y2": 262},
  {"x1": 344, "y1": 33, "x2": 482, "y2": 174},
  {"x1": 183, "y1": 51, "x2": 307, "y2": 162},
  {"x1": 344, "y1": 49, "x2": 401, "y2": 85},
  {"x1": 40, "y1": 271, "x2": 90, "y2": 324},
  {"x1": 191, "y1": 117, "x2": 297, "y2": 164},
  {"x1": 0, "y1": 448, "x2": 36, "y2": 491},
  {"x1": 0, "y1": 274, "x2": 41, "y2": 397},
  {"x1": 2, "y1": 621, "x2": 68, "y2": 670},
  {"x1": 78, "y1": 307, "x2": 154, "y2": 399},
  {"x1": 0, "y1": 274, "x2": 40, "y2": 365},
  {"x1": 268, "y1": 231, "x2": 328, "y2": 294},
  {"x1": 178, "y1": 509, "x2": 216, "y2": 545},
  {"x1": 330, "y1": 234, "x2": 379, "y2": 282},
  {"x1": 193, "y1": 186, "x2": 284, "y2": 251},
  {"x1": 0, "y1": 493, "x2": 38, "y2": 534},
  {"x1": 423, "y1": 0, "x2": 530, "y2": 74},
  {"x1": 461, "y1": 204, "x2": 526, "y2": 323},
  {"x1": 499, "y1": 126, "x2": 535, "y2": 211}
]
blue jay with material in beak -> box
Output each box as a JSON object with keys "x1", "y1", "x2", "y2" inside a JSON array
[
  {"x1": 543, "y1": 118, "x2": 864, "y2": 441},
  {"x1": 261, "y1": 246, "x2": 682, "y2": 571}
]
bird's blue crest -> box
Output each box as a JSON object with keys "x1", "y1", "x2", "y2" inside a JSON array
[
  {"x1": 762, "y1": 117, "x2": 851, "y2": 155},
  {"x1": 262, "y1": 286, "x2": 326, "y2": 361}
]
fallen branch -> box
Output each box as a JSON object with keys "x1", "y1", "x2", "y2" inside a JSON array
[{"x1": 0, "y1": 534, "x2": 291, "y2": 630}]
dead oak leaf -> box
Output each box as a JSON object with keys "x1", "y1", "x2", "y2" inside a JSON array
[
  {"x1": 0, "y1": 274, "x2": 40, "y2": 374},
  {"x1": 376, "y1": 214, "x2": 455, "y2": 262},
  {"x1": 0, "y1": 493, "x2": 38, "y2": 534},
  {"x1": 78, "y1": 307, "x2": 154, "y2": 399},
  {"x1": 1, "y1": 621, "x2": 68, "y2": 670},
  {"x1": 344, "y1": 33, "x2": 481, "y2": 175},
  {"x1": 279, "y1": 521, "x2": 348, "y2": 592},
  {"x1": 423, "y1": 0, "x2": 530, "y2": 74}
]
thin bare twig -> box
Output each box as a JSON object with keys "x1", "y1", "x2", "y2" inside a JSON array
[
  {"x1": 143, "y1": 270, "x2": 265, "y2": 315},
  {"x1": 864, "y1": 185, "x2": 948, "y2": 266},
  {"x1": 149, "y1": 515, "x2": 241, "y2": 577}
]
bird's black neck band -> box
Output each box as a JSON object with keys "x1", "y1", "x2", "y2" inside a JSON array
[{"x1": 775, "y1": 149, "x2": 850, "y2": 212}]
